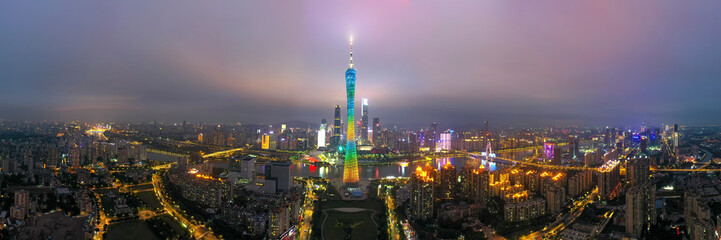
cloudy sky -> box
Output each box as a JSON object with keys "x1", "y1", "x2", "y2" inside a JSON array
[{"x1": 2, "y1": 1, "x2": 721, "y2": 128}]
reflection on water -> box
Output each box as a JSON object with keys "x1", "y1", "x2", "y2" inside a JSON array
[
  {"x1": 291, "y1": 148, "x2": 538, "y2": 180},
  {"x1": 149, "y1": 147, "x2": 541, "y2": 181},
  {"x1": 291, "y1": 157, "x2": 507, "y2": 180}
]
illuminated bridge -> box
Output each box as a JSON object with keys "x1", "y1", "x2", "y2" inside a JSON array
[
  {"x1": 468, "y1": 151, "x2": 721, "y2": 173},
  {"x1": 493, "y1": 142, "x2": 567, "y2": 153},
  {"x1": 147, "y1": 149, "x2": 189, "y2": 158},
  {"x1": 202, "y1": 147, "x2": 246, "y2": 158},
  {"x1": 466, "y1": 152, "x2": 597, "y2": 172}
]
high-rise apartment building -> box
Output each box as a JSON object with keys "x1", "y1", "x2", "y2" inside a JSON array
[
  {"x1": 438, "y1": 162, "x2": 457, "y2": 199},
  {"x1": 545, "y1": 185, "x2": 565, "y2": 214},
  {"x1": 626, "y1": 157, "x2": 650, "y2": 187},
  {"x1": 461, "y1": 164, "x2": 489, "y2": 204},
  {"x1": 682, "y1": 175, "x2": 721, "y2": 240},
  {"x1": 626, "y1": 183, "x2": 656, "y2": 237},
  {"x1": 410, "y1": 165, "x2": 436, "y2": 220},
  {"x1": 597, "y1": 159, "x2": 621, "y2": 200},
  {"x1": 10, "y1": 190, "x2": 29, "y2": 220}
]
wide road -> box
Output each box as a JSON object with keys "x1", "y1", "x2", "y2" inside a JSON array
[
  {"x1": 383, "y1": 186, "x2": 402, "y2": 240},
  {"x1": 520, "y1": 187, "x2": 598, "y2": 240},
  {"x1": 298, "y1": 180, "x2": 317, "y2": 240},
  {"x1": 152, "y1": 173, "x2": 218, "y2": 240}
]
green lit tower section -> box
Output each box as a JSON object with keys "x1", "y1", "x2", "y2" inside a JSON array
[{"x1": 343, "y1": 38, "x2": 360, "y2": 185}]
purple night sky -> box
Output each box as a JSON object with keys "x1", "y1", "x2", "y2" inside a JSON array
[{"x1": 2, "y1": 1, "x2": 721, "y2": 128}]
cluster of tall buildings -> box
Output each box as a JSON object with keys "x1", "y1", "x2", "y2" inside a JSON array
[
  {"x1": 408, "y1": 163, "x2": 490, "y2": 221},
  {"x1": 319, "y1": 100, "x2": 378, "y2": 150},
  {"x1": 407, "y1": 160, "x2": 599, "y2": 225},
  {"x1": 0, "y1": 125, "x2": 149, "y2": 178},
  {"x1": 257, "y1": 124, "x2": 315, "y2": 151}
]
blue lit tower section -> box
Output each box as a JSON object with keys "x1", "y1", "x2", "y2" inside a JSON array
[{"x1": 343, "y1": 38, "x2": 360, "y2": 185}]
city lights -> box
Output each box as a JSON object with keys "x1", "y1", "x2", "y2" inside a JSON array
[{"x1": 3, "y1": 2, "x2": 719, "y2": 239}]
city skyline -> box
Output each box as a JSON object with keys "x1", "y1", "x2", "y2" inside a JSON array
[
  {"x1": 2, "y1": 1, "x2": 721, "y2": 127},
  {"x1": 2, "y1": 2, "x2": 721, "y2": 240}
]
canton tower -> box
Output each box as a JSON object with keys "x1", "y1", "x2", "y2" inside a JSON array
[{"x1": 343, "y1": 37, "x2": 360, "y2": 186}]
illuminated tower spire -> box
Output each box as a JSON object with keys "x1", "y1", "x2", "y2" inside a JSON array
[
  {"x1": 343, "y1": 36, "x2": 359, "y2": 186},
  {"x1": 349, "y1": 36, "x2": 354, "y2": 68}
]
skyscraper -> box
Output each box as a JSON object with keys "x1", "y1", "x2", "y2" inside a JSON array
[
  {"x1": 569, "y1": 135, "x2": 579, "y2": 159},
  {"x1": 343, "y1": 38, "x2": 359, "y2": 185},
  {"x1": 318, "y1": 119, "x2": 327, "y2": 148},
  {"x1": 461, "y1": 164, "x2": 489, "y2": 204},
  {"x1": 439, "y1": 162, "x2": 457, "y2": 199},
  {"x1": 436, "y1": 132, "x2": 452, "y2": 152},
  {"x1": 673, "y1": 123, "x2": 679, "y2": 159},
  {"x1": 261, "y1": 134, "x2": 270, "y2": 150},
  {"x1": 213, "y1": 125, "x2": 226, "y2": 146},
  {"x1": 426, "y1": 122, "x2": 438, "y2": 151},
  {"x1": 604, "y1": 127, "x2": 611, "y2": 147},
  {"x1": 361, "y1": 97, "x2": 369, "y2": 145},
  {"x1": 372, "y1": 117, "x2": 381, "y2": 147},
  {"x1": 332, "y1": 105, "x2": 341, "y2": 148}
]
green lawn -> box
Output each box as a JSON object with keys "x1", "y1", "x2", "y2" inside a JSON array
[
  {"x1": 136, "y1": 191, "x2": 163, "y2": 210},
  {"x1": 321, "y1": 200, "x2": 381, "y2": 210},
  {"x1": 317, "y1": 200, "x2": 383, "y2": 240},
  {"x1": 320, "y1": 209, "x2": 379, "y2": 240},
  {"x1": 106, "y1": 220, "x2": 159, "y2": 240}
]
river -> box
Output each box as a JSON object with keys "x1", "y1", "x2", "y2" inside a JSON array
[
  {"x1": 289, "y1": 148, "x2": 538, "y2": 180},
  {"x1": 147, "y1": 148, "x2": 540, "y2": 180}
]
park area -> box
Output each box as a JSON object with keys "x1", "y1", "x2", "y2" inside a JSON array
[
  {"x1": 146, "y1": 214, "x2": 191, "y2": 239},
  {"x1": 136, "y1": 191, "x2": 163, "y2": 210},
  {"x1": 106, "y1": 219, "x2": 159, "y2": 240},
  {"x1": 316, "y1": 200, "x2": 382, "y2": 240}
]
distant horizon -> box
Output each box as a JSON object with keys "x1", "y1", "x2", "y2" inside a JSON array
[{"x1": 2, "y1": 118, "x2": 716, "y2": 131}]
